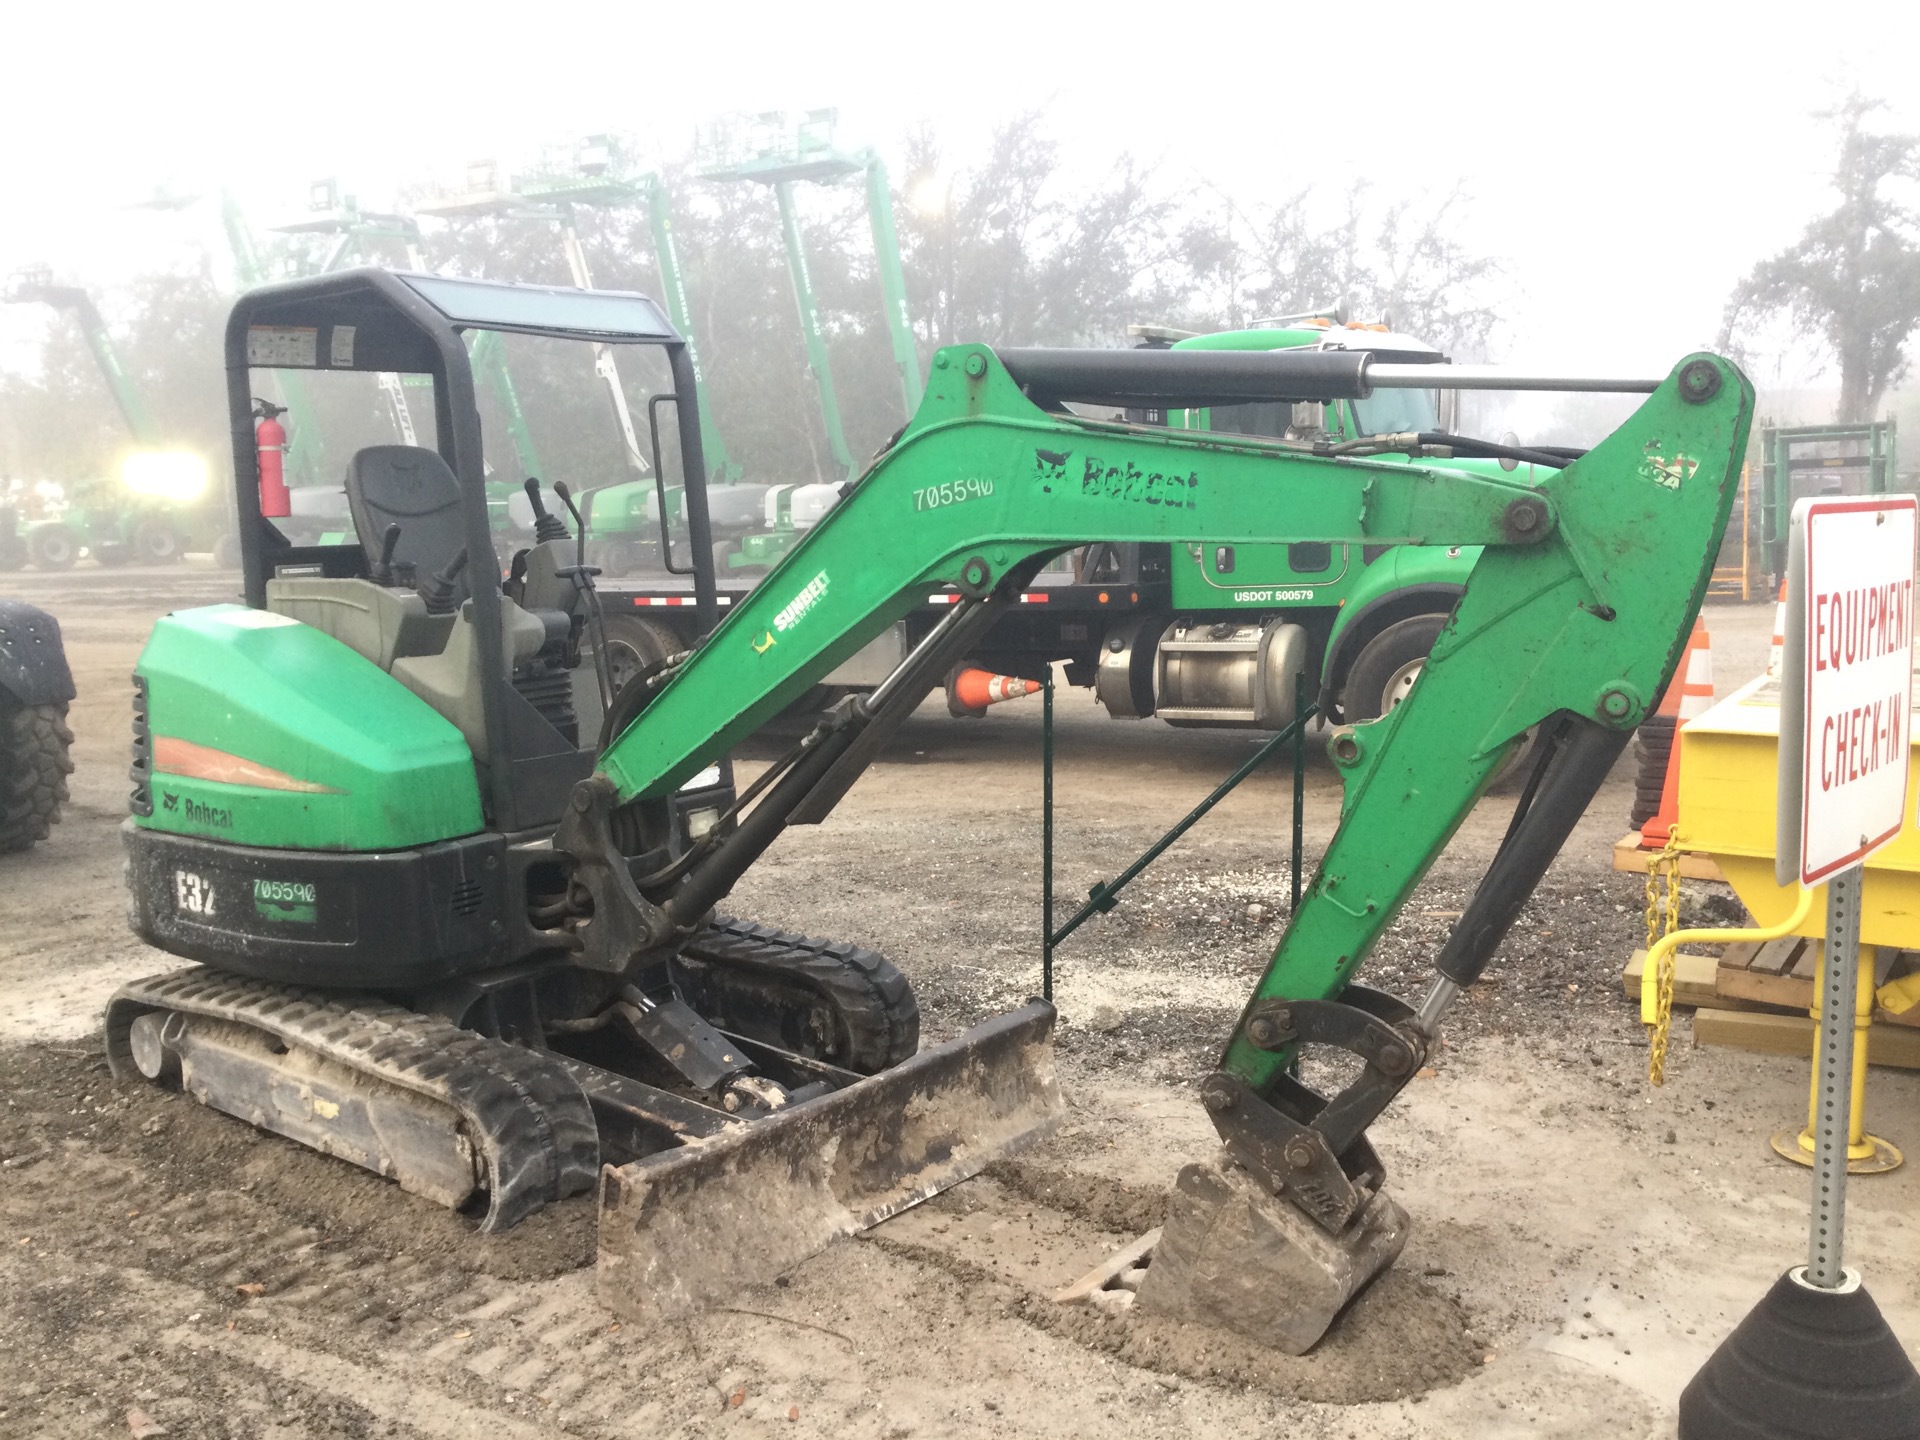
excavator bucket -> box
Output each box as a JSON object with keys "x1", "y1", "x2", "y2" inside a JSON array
[{"x1": 597, "y1": 1000, "x2": 1061, "y2": 1320}]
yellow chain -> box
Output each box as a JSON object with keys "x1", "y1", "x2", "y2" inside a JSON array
[{"x1": 1645, "y1": 834, "x2": 1683, "y2": 1085}]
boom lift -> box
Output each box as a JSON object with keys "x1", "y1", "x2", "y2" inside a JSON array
[
  {"x1": 698, "y1": 109, "x2": 923, "y2": 471},
  {"x1": 419, "y1": 156, "x2": 653, "y2": 483},
  {"x1": 277, "y1": 181, "x2": 547, "y2": 545},
  {"x1": 109, "y1": 267, "x2": 1750, "y2": 1340}
]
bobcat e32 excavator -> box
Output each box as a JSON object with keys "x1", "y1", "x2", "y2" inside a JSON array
[{"x1": 108, "y1": 267, "x2": 1750, "y2": 1345}]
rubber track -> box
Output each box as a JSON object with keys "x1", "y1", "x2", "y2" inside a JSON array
[
  {"x1": 0, "y1": 698, "x2": 72, "y2": 852},
  {"x1": 105, "y1": 968, "x2": 599, "y2": 1232},
  {"x1": 675, "y1": 915, "x2": 919, "y2": 1074}
]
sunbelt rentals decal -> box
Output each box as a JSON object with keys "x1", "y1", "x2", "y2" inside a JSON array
[{"x1": 771, "y1": 572, "x2": 829, "y2": 635}]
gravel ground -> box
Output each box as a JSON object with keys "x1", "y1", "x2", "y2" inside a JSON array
[{"x1": 2, "y1": 564, "x2": 1915, "y2": 1439}]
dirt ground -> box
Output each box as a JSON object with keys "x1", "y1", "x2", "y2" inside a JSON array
[{"x1": 2, "y1": 563, "x2": 1916, "y2": 1439}]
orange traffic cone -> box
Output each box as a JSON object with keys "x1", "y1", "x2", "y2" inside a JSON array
[
  {"x1": 1640, "y1": 618, "x2": 1714, "y2": 845},
  {"x1": 1765, "y1": 582, "x2": 1786, "y2": 680},
  {"x1": 947, "y1": 666, "x2": 1043, "y2": 717}
]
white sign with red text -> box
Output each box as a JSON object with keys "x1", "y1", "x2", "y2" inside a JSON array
[{"x1": 1775, "y1": 495, "x2": 1918, "y2": 885}]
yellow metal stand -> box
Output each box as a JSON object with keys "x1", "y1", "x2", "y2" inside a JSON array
[
  {"x1": 1770, "y1": 944, "x2": 1905, "y2": 1175},
  {"x1": 1641, "y1": 875, "x2": 1815, "y2": 1086}
]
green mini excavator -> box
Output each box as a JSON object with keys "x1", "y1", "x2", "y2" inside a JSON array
[{"x1": 108, "y1": 267, "x2": 1750, "y2": 1343}]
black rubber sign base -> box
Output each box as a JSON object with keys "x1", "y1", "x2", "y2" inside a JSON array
[{"x1": 1680, "y1": 1268, "x2": 1920, "y2": 1438}]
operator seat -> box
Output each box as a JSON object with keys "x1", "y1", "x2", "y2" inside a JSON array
[{"x1": 345, "y1": 445, "x2": 470, "y2": 604}]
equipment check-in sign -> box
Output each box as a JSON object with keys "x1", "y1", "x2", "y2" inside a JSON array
[{"x1": 1776, "y1": 495, "x2": 1919, "y2": 886}]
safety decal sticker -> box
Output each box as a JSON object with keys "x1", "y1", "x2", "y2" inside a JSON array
[
  {"x1": 247, "y1": 326, "x2": 319, "y2": 368},
  {"x1": 1641, "y1": 451, "x2": 1698, "y2": 492}
]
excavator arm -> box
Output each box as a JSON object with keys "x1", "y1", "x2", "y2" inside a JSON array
[{"x1": 586, "y1": 341, "x2": 1749, "y2": 1284}]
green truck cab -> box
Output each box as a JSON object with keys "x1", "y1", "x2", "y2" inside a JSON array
[{"x1": 1147, "y1": 319, "x2": 1483, "y2": 723}]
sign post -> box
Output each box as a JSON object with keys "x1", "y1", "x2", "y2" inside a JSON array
[{"x1": 1679, "y1": 495, "x2": 1920, "y2": 1438}]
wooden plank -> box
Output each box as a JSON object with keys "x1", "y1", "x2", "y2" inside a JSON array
[
  {"x1": 1720, "y1": 940, "x2": 1764, "y2": 970},
  {"x1": 1623, "y1": 949, "x2": 1722, "y2": 1009},
  {"x1": 1748, "y1": 937, "x2": 1804, "y2": 977},
  {"x1": 1053, "y1": 1228, "x2": 1161, "y2": 1304},
  {"x1": 1611, "y1": 833, "x2": 1728, "y2": 883},
  {"x1": 1789, "y1": 942, "x2": 1822, "y2": 982},
  {"x1": 1692, "y1": 1008, "x2": 1920, "y2": 1070},
  {"x1": 1716, "y1": 963, "x2": 1813, "y2": 1013}
]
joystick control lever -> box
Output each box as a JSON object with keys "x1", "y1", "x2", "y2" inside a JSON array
[
  {"x1": 524, "y1": 478, "x2": 570, "y2": 544},
  {"x1": 418, "y1": 548, "x2": 468, "y2": 616}
]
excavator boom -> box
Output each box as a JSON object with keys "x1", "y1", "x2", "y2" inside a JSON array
[{"x1": 590, "y1": 344, "x2": 1750, "y2": 1316}]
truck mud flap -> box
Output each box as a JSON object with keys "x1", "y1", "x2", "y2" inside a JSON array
[{"x1": 596, "y1": 999, "x2": 1062, "y2": 1321}]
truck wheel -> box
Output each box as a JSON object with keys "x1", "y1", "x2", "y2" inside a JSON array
[
  {"x1": 134, "y1": 519, "x2": 182, "y2": 564},
  {"x1": 27, "y1": 525, "x2": 77, "y2": 572},
  {"x1": 212, "y1": 531, "x2": 242, "y2": 570},
  {"x1": 1342, "y1": 615, "x2": 1446, "y2": 722},
  {"x1": 0, "y1": 695, "x2": 74, "y2": 853},
  {"x1": 1345, "y1": 612, "x2": 1540, "y2": 786},
  {"x1": 582, "y1": 614, "x2": 684, "y2": 747},
  {"x1": 596, "y1": 541, "x2": 639, "y2": 578},
  {"x1": 597, "y1": 614, "x2": 681, "y2": 695}
]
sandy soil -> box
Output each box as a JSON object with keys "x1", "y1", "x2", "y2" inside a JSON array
[{"x1": 2, "y1": 565, "x2": 1915, "y2": 1439}]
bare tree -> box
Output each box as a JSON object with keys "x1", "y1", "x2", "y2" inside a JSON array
[
  {"x1": 1170, "y1": 182, "x2": 1503, "y2": 358},
  {"x1": 1721, "y1": 94, "x2": 1920, "y2": 422}
]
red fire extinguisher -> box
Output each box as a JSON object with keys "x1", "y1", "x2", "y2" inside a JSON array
[{"x1": 253, "y1": 398, "x2": 291, "y2": 518}]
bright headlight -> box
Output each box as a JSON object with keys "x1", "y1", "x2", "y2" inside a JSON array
[{"x1": 120, "y1": 451, "x2": 208, "y2": 502}]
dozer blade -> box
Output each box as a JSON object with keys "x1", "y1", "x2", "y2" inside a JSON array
[{"x1": 596, "y1": 999, "x2": 1062, "y2": 1321}]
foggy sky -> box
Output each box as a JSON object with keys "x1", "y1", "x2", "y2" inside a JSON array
[{"x1": 5, "y1": 0, "x2": 1917, "y2": 393}]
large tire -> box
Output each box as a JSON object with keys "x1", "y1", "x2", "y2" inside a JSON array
[
  {"x1": 211, "y1": 530, "x2": 242, "y2": 570},
  {"x1": 134, "y1": 518, "x2": 182, "y2": 564},
  {"x1": 27, "y1": 524, "x2": 77, "y2": 572},
  {"x1": 581, "y1": 614, "x2": 684, "y2": 747},
  {"x1": 1343, "y1": 613, "x2": 1539, "y2": 787},
  {"x1": 0, "y1": 696, "x2": 74, "y2": 852},
  {"x1": 1342, "y1": 614, "x2": 1446, "y2": 722}
]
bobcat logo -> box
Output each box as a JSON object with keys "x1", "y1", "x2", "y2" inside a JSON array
[
  {"x1": 162, "y1": 791, "x2": 179, "y2": 811},
  {"x1": 1033, "y1": 448, "x2": 1071, "y2": 493}
]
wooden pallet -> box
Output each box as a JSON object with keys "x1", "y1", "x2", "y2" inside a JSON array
[
  {"x1": 1611, "y1": 832, "x2": 1727, "y2": 882},
  {"x1": 1716, "y1": 938, "x2": 1920, "y2": 1026},
  {"x1": 1693, "y1": 1009, "x2": 1920, "y2": 1070}
]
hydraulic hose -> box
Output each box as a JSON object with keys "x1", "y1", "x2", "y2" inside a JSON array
[{"x1": 1432, "y1": 716, "x2": 1630, "y2": 989}]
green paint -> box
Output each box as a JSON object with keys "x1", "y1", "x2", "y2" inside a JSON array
[
  {"x1": 598, "y1": 343, "x2": 1600, "y2": 802},
  {"x1": 135, "y1": 605, "x2": 484, "y2": 851},
  {"x1": 595, "y1": 343, "x2": 1750, "y2": 1090}
]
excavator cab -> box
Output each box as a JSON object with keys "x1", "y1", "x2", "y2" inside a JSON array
[{"x1": 222, "y1": 269, "x2": 722, "y2": 831}]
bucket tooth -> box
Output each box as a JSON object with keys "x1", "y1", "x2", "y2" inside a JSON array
[
  {"x1": 597, "y1": 999, "x2": 1062, "y2": 1321},
  {"x1": 1133, "y1": 1148, "x2": 1408, "y2": 1354}
]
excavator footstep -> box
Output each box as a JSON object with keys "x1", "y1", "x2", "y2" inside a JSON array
[
  {"x1": 1099, "y1": 1149, "x2": 1408, "y2": 1354},
  {"x1": 597, "y1": 999, "x2": 1062, "y2": 1321}
]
